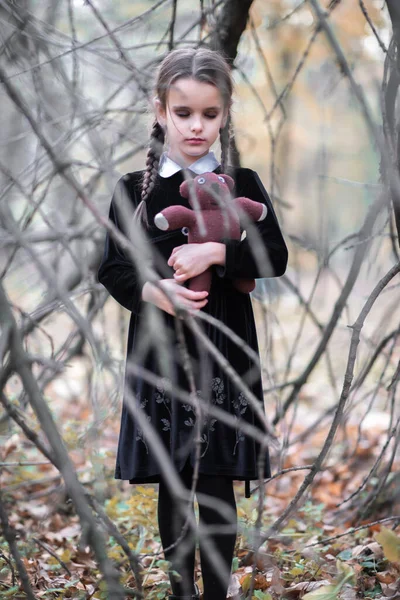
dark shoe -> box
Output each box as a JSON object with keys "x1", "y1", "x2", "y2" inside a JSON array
[{"x1": 168, "y1": 582, "x2": 200, "y2": 599}]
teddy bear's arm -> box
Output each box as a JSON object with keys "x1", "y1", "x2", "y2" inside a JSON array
[
  {"x1": 154, "y1": 206, "x2": 195, "y2": 231},
  {"x1": 234, "y1": 197, "x2": 268, "y2": 223}
]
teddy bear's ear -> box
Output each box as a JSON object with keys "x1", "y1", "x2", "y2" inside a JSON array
[
  {"x1": 223, "y1": 174, "x2": 235, "y2": 191},
  {"x1": 179, "y1": 180, "x2": 189, "y2": 198}
]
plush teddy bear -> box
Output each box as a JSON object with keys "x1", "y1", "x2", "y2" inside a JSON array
[{"x1": 154, "y1": 172, "x2": 268, "y2": 294}]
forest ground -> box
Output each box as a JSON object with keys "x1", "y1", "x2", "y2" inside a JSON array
[{"x1": 1, "y1": 266, "x2": 399, "y2": 600}]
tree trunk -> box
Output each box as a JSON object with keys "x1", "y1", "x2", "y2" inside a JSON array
[{"x1": 383, "y1": 0, "x2": 400, "y2": 243}]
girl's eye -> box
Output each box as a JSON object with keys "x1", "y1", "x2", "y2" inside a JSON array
[
  {"x1": 197, "y1": 177, "x2": 206, "y2": 184},
  {"x1": 218, "y1": 176, "x2": 225, "y2": 183},
  {"x1": 175, "y1": 112, "x2": 217, "y2": 119}
]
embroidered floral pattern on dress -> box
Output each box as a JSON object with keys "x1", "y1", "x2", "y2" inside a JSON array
[
  {"x1": 135, "y1": 398, "x2": 151, "y2": 453},
  {"x1": 211, "y1": 377, "x2": 226, "y2": 404},
  {"x1": 155, "y1": 380, "x2": 171, "y2": 432},
  {"x1": 134, "y1": 377, "x2": 250, "y2": 457},
  {"x1": 232, "y1": 392, "x2": 249, "y2": 455}
]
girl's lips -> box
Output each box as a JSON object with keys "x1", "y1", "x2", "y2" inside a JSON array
[{"x1": 186, "y1": 138, "x2": 205, "y2": 144}]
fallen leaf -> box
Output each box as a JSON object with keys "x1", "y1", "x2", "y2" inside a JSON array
[
  {"x1": 375, "y1": 527, "x2": 400, "y2": 563},
  {"x1": 340, "y1": 585, "x2": 358, "y2": 600},
  {"x1": 376, "y1": 571, "x2": 397, "y2": 584},
  {"x1": 227, "y1": 573, "x2": 241, "y2": 598},
  {"x1": 351, "y1": 544, "x2": 366, "y2": 558},
  {"x1": 380, "y1": 581, "x2": 400, "y2": 597},
  {"x1": 240, "y1": 573, "x2": 251, "y2": 593},
  {"x1": 302, "y1": 584, "x2": 338, "y2": 600},
  {"x1": 365, "y1": 541, "x2": 384, "y2": 559},
  {"x1": 2, "y1": 433, "x2": 20, "y2": 459},
  {"x1": 285, "y1": 580, "x2": 332, "y2": 596},
  {"x1": 253, "y1": 573, "x2": 270, "y2": 590},
  {"x1": 45, "y1": 523, "x2": 81, "y2": 542},
  {"x1": 142, "y1": 569, "x2": 169, "y2": 587},
  {"x1": 19, "y1": 502, "x2": 49, "y2": 520},
  {"x1": 269, "y1": 565, "x2": 285, "y2": 596}
]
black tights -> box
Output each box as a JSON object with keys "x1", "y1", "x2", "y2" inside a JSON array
[{"x1": 157, "y1": 458, "x2": 237, "y2": 599}]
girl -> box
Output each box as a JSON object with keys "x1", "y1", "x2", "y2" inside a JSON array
[{"x1": 98, "y1": 48, "x2": 288, "y2": 600}]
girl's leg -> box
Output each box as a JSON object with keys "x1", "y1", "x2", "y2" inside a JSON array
[
  {"x1": 196, "y1": 474, "x2": 237, "y2": 600},
  {"x1": 158, "y1": 458, "x2": 197, "y2": 597}
]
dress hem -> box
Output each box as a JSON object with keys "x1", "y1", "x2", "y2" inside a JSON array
[{"x1": 115, "y1": 468, "x2": 272, "y2": 484}]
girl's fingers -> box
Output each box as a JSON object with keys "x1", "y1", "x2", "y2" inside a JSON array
[
  {"x1": 177, "y1": 298, "x2": 208, "y2": 310},
  {"x1": 167, "y1": 298, "x2": 207, "y2": 316},
  {"x1": 178, "y1": 288, "x2": 208, "y2": 299},
  {"x1": 168, "y1": 246, "x2": 182, "y2": 264},
  {"x1": 191, "y1": 300, "x2": 208, "y2": 312}
]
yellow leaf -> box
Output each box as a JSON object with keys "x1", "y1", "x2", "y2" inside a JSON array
[
  {"x1": 135, "y1": 485, "x2": 155, "y2": 495},
  {"x1": 336, "y1": 559, "x2": 355, "y2": 584},
  {"x1": 60, "y1": 549, "x2": 71, "y2": 563},
  {"x1": 121, "y1": 571, "x2": 131, "y2": 583},
  {"x1": 105, "y1": 496, "x2": 119, "y2": 519},
  {"x1": 375, "y1": 527, "x2": 400, "y2": 563},
  {"x1": 241, "y1": 574, "x2": 252, "y2": 593}
]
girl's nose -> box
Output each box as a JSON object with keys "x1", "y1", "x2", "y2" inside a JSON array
[{"x1": 191, "y1": 118, "x2": 203, "y2": 132}]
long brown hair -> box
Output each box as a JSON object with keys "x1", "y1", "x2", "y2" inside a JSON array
[{"x1": 135, "y1": 47, "x2": 234, "y2": 227}]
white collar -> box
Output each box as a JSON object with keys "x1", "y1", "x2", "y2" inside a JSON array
[{"x1": 158, "y1": 151, "x2": 220, "y2": 178}]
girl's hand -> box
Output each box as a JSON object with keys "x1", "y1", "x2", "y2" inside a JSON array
[
  {"x1": 168, "y1": 242, "x2": 226, "y2": 283},
  {"x1": 141, "y1": 279, "x2": 208, "y2": 316}
]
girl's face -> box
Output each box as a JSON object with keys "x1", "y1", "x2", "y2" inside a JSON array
[{"x1": 155, "y1": 77, "x2": 228, "y2": 167}]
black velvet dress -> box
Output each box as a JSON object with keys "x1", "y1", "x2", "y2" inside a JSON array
[{"x1": 97, "y1": 166, "x2": 288, "y2": 497}]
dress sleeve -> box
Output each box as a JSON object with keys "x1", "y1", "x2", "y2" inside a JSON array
[
  {"x1": 97, "y1": 176, "x2": 144, "y2": 313},
  {"x1": 215, "y1": 169, "x2": 288, "y2": 280}
]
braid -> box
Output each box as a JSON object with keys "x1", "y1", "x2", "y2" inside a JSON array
[
  {"x1": 134, "y1": 120, "x2": 165, "y2": 227},
  {"x1": 220, "y1": 112, "x2": 232, "y2": 175}
]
